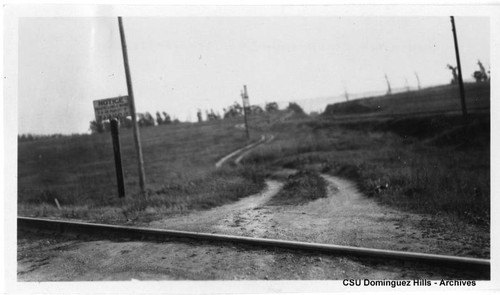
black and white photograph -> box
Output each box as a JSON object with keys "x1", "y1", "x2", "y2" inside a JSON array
[{"x1": 3, "y1": 2, "x2": 499, "y2": 294}]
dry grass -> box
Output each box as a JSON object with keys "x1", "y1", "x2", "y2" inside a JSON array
[
  {"x1": 243, "y1": 113, "x2": 490, "y2": 226},
  {"x1": 324, "y1": 82, "x2": 490, "y2": 117},
  {"x1": 18, "y1": 84, "x2": 490, "y2": 227},
  {"x1": 18, "y1": 118, "x2": 266, "y2": 224}
]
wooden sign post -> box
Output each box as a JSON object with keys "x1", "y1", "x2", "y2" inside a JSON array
[
  {"x1": 93, "y1": 96, "x2": 130, "y2": 198},
  {"x1": 110, "y1": 119, "x2": 125, "y2": 198}
]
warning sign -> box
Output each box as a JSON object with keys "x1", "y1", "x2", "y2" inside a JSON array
[
  {"x1": 93, "y1": 96, "x2": 131, "y2": 122},
  {"x1": 241, "y1": 91, "x2": 250, "y2": 107}
]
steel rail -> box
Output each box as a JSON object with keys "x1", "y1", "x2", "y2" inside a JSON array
[{"x1": 18, "y1": 216, "x2": 489, "y2": 271}]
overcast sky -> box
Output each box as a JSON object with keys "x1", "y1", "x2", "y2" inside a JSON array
[{"x1": 18, "y1": 16, "x2": 490, "y2": 134}]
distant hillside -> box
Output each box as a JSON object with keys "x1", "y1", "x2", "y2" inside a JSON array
[{"x1": 323, "y1": 82, "x2": 490, "y2": 117}]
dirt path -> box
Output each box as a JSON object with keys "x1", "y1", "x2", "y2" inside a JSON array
[
  {"x1": 151, "y1": 174, "x2": 489, "y2": 259},
  {"x1": 234, "y1": 134, "x2": 274, "y2": 165},
  {"x1": 149, "y1": 179, "x2": 284, "y2": 233},
  {"x1": 214, "y1": 135, "x2": 266, "y2": 168},
  {"x1": 18, "y1": 173, "x2": 488, "y2": 281}
]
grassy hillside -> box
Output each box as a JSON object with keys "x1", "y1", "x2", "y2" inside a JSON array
[
  {"x1": 18, "y1": 84, "x2": 490, "y2": 228},
  {"x1": 324, "y1": 82, "x2": 489, "y2": 117},
  {"x1": 243, "y1": 112, "x2": 490, "y2": 226},
  {"x1": 18, "y1": 116, "x2": 270, "y2": 223}
]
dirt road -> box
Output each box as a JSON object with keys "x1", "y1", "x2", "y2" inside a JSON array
[
  {"x1": 148, "y1": 179, "x2": 283, "y2": 234},
  {"x1": 18, "y1": 175, "x2": 487, "y2": 281},
  {"x1": 151, "y1": 174, "x2": 489, "y2": 258},
  {"x1": 18, "y1": 133, "x2": 489, "y2": 282},
  {"x1": 17, "y1": 230, "x2": 481, "y2": 281}
]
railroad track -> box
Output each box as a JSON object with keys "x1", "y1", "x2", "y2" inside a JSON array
[{"x1": 18, "y1": 216, "x2": 490, "y2": 273}]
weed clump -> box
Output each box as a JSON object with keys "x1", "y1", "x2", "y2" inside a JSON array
[
  {"x1": 267, "y1": 170, "x2": 327, "y2": 206},
  {"x1": 25, "y1": 189, "x2": 77, "y2": 206}
]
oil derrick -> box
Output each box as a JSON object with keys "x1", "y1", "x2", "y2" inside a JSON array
[
  {"x1": 447, "y1": 64, "x2": 458, "y2": 85},
  {"x1": 343, "y1": 86, "x2": 349, "y2": 101},
  {"x1": 414, "y1": 72, "x2": 421, "y2": 90},
  {"x1": 384, "y1": 74, "x2": 392, "y2": 95},
  {"x1": 404, "y1": 78, "x2": 410, "y2": 92}
]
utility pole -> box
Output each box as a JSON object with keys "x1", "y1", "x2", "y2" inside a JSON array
[
  {"x1": 450, "y1": 16, "x2": 468, "y2": 120},
  {"x1": 241, "y1": 85, "x2": 250, "y2": 140},
  {"x1": 118, "y1": 17, "x2": 146, "y2": 194}
]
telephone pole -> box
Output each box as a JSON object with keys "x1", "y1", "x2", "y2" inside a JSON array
[
  {"x1": 450, "y1": 16, "x2": 468, "y2": 120},
  {"x1": 118, "y1": 17, "x2": 146, "y2": 194},
  {"x1": 241, "y1": 85, "x2": 250, "y2": 140}
]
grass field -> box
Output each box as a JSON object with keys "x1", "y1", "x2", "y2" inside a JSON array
[
  {"x1": 18, "y1": 82, "x2": 490, "y2": 228},
  {"x1": 18, "y1": 115, "x2": 273, "y2": 223},
  {"x1": 243, "y1": 112, "x2": 490, "y2": 226},
  {"x1": 324, "y1": 82, "x2": 490, "y2": 117}
]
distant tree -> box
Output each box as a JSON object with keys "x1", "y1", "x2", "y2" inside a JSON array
[
  {"x1": 102, "y1": 121, "x2": 111, "y2": 132},
  {"x1": 197, "y1": 109, "x2": 203, "y2": 123},
  {"x1": 120, "y1": 117, "x2": 133, "y2": 129},
  {"x1": 18, "y1": 134, "x2": 34, "y2": 142},
  {"x1": 156, "y1": 111, "x2": 163, "y2": 125},
  {"x1": 223, "y1": 102, "x2": 244, "y2": 119},
  {"x1": 265, "y1": 102, "x2": 279, "y2": 112},
  {"x1": 473, "y1": 60, "x2": 489, "y2": 82},
  {"x1": 89, "y1": 120, "x2": 105, "y2": 134},
  {"x1": 249, "y1": 105, "x2": 264, "y2": 115},
  {"x1": 287, "y1": 102, "x2": 305, "y2": 114},
  {"x1": 233, "y1": 102, "x2": 243, "y2": 115},
  {"x1": 206, "y1": 109, "x2": 220, "y2": 121},
  {"x1": 137, "y1": 113, "x2": 151, "y2": 127},
  {"x1": 472, "y1": 61, "x2": 488, "y2": 83},
  {"x1": 447, "y1": 64, "x2": 458, "y2": 85},
  {"x1": 146, "y1": 112, "x2": 156, "y2": 126},
  {"x1": 162, "y1": 111, "x2": 172, "y2": 124},
  {"x1": 136, "y1": 112, "x2": 155, "y2": 127},
  {"x1": 137, "y1": 113, "x2": 144, "y2": 127}
]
